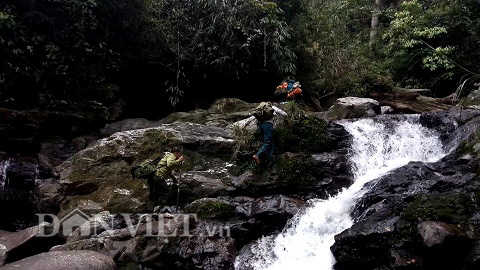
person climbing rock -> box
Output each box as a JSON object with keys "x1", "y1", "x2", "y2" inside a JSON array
[
  {"x1": 147, "y1": 146, "x2": 185, "y2": 212},
  {"x1": 252, "y1": 102, "x2": 287, "y2": 165}
]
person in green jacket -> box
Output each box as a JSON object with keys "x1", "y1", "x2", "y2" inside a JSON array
[{"x1": 147, "y1": 146, "x2": 185, "y2": 212}]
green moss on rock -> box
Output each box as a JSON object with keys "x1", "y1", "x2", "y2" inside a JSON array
[
  {"x1": 209, "y1": 98, "x2": 256, "y2": 114},
  {"x1": 401, "y1": 193, "x2": 474, "y2": 224},
  {"x1": 59, "y1": 179, "x2": 148, "y2": 218},
  {"x1": 185, "y1": 199, "x2": 236, "y2": 221},
  {"x1": 163, "y1": 110, "x2": 209, "y2": 125},
  {"x1": 458, "y1": 129, "x2": 480, "y2": 155},
  {"x1": 275, "y1": 154, "x2": 324, "y2": 190},
  {"x1": 275, "y1": 114, "x2": 332, "y2": 153}
]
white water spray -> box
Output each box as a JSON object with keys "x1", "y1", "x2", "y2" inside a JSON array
[
  {"x1": 0, "y1": 160, "x2": 11, "y2": 190},
  {"x1": 235, "y1": 116, "x2": 446, "y2": 270}
]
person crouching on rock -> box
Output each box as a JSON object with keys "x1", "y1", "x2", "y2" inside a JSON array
[
  {"x1": 252, "y1": 102, "x2": 287, "y2": 165},
  {"x1": 147, "y1": 146, "x2": 185, "y2": 212}
]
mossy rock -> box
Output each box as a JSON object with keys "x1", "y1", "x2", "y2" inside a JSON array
[
  {"x1": 401, "y1": 193, "x2": 474, "y2": 224},
  {"x1": 461, "y1": 89, "x2": 480, "y2": 109},
  {"x1": 59, "y1": 179, "x2": 148, "y2": 218},
  {"x1": 209, "y1": 98, "x2": 257, "y2": 114},
  {"x1": 185, "y1": 198, "x2": 236, "y2": 221},
  {"x1": 274, "y1": 114, "x2": 332, "y2": 153},
  {"x1": 162, "y1": 110, "x2": 210, "y2": 125},
  {"x1": 274, "y1": 153, "x2": 324, "y2": 191},
  {"x1": 457, "y1": 129, "x2": 480, "y2": 176},
  {"x1": 458, "y1": 129, "x2": 480, "y2": 156}
]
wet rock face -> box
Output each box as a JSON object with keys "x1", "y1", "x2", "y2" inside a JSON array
[
  {"x1": 184, "y1": 195, "x2": 304, "y2": 249},
  {"x1": 420, "y1": 109, "x2": 480, "y2": 141},
  {"x1": 332, "y1": 110, "x2": 480, "y2": 270},
  {"x1": 0, "y1": 157, "x2": 53, "y2": 231}
]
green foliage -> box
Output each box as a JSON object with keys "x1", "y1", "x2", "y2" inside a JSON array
[
  {"x1": 380, "y1": 0, "x2": 480, "y2": 92},
  {"x1": 3, "y1": 0, "x2": 480, "y2": 109},
  {"x1": 383, "y1": 0, "x2": 454, "y2": 79},
  {"x1": 143, "y1": 0, "x2": 295, "y2": 106},
  {"x1": 1, "y1": 0, "x2": 294, "y2": 109},
  {"x1": 291, "y1": 0, "x2": 384, "y2": 97},
  {"x1": 0, "y1": 0, "x2": 141, "y2": 107}
]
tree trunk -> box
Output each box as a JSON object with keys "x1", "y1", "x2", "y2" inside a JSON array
[
  {"x1": 370, "y1": 91, "x2": 454, "y2": 113},
  {"x1": 369, "y1": 0, "x2": 381, "y2": 48}
]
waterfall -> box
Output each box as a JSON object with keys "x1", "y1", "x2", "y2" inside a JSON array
[
  {"x1": 235, "y1": 115, "x2": 446, "y2": 270},
  {"x1": 0, "y1": 160, "x2": 10, "y2": 190}
]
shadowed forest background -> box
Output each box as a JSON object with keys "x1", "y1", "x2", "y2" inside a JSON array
[{"x1": 1, "y1": 0, "x2": 480, "y2": 119}]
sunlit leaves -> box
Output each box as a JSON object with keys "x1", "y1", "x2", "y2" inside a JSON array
[{"x1": 383, "y1": 0, "x2": 454, "y2": 72}]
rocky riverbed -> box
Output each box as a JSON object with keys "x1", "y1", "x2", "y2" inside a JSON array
[{"x1": 0, "y1": 97, "x2": 479, "y2": 270}]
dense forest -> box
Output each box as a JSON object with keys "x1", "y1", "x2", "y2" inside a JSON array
[{"x1": 1, "y1": 0, "x2": 480, "y2": 117}]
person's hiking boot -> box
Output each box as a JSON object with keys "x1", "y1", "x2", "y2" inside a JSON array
[{"x1": 252, "y1": 155, "x2": 261, "y2": 166}]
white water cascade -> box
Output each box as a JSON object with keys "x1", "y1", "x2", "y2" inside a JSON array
[
  {"x1": 235, "y1": 116, "x2": 446, "y2": 270},
  {"x1": 0, "y1": 159, "x2": 10, "y2": 190}
]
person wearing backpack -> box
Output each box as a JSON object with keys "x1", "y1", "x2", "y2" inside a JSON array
[
  {"x1": 147, "y1": 146, "x2": 185, "y2": 212},
  {"x1": 252, "y1": 102, "x2": 287, "y2": 165}
]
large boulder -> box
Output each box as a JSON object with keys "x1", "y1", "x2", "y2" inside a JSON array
[
  {"x1": 50, "y1": 213, "x2": 237, "y2": 270},
  {"x1": 100, "y1": 118, "x2": 162, "y2": 136},
  {"x1": 54, "y1": 122, "x2": 235, "y2": 217},
  {"x1": 163, "y1": 98, "x2": 258, "y2": 128},
  {"x1": 0, "y1": 222, "x2": 63, "y2": 266},
  {"x1": 58, "y1": 179, "x2": 148, "y2": 218},
  {"x1": 327, "y1": 97, "x2": 380, "y2": 120},
  {"x1": 55, "y1": 114, "x2": 350, "y2": 218},
  {"x1": 0, "y1": 251, "x2": 115, "y2": 270},
  {"x1": 463, "y1": 88, "x2": 480, "y2": 109},
  {"x1": 100, "y1": 98, "x2": 258, "y2": 136},
  {"x1": 185, "y1": 195, "x2": 304, "y2": 248}
]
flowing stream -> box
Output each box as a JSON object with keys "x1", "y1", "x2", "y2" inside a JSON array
[
  {"x1": 235, "y1": 115, "x2": 446, "y2": 270},
  {"x1": 0, "y1": 159, "x2": 10, "y2": 190}
]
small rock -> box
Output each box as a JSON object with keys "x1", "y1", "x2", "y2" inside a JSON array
[
  {"x1": 381, "y1": 106, "x2": 394, "y2": 114},
  {"x1": 417, "y1": 221, "x2": 462, "y2": 247}
]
